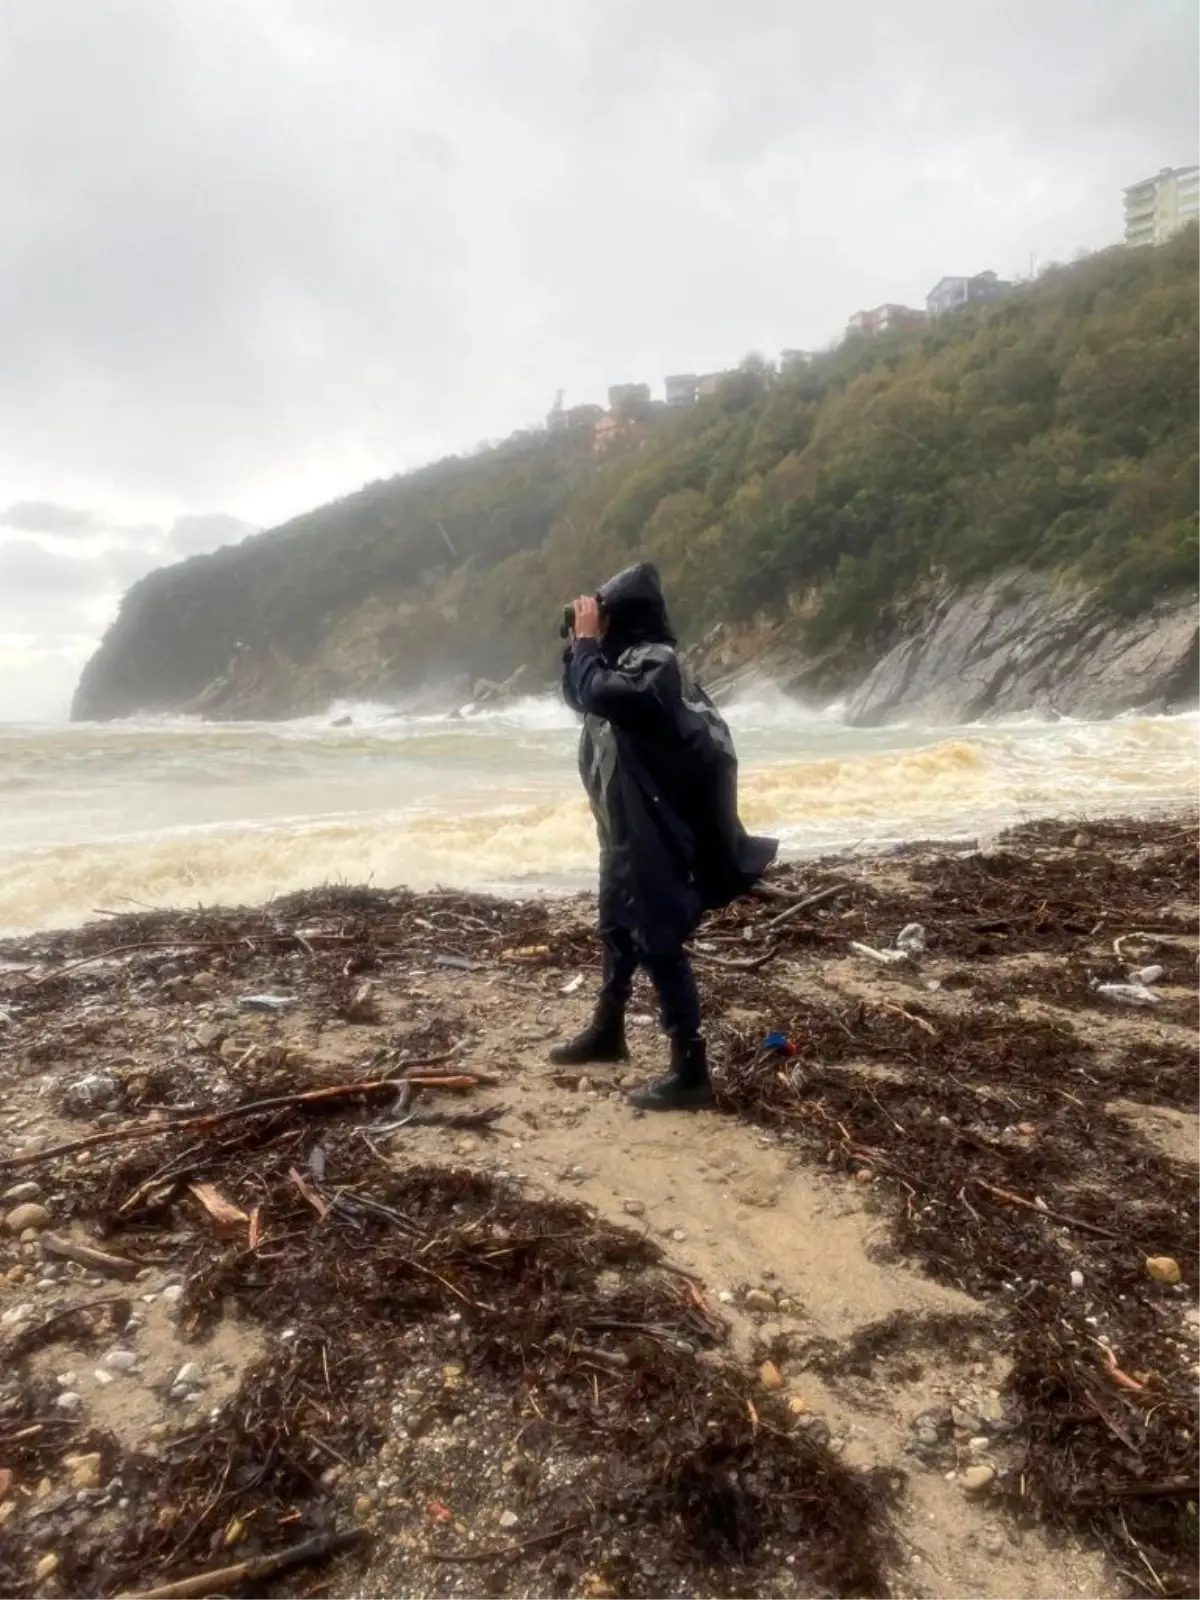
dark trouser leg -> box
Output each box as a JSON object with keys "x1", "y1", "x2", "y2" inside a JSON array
[
  {"x1": 599, "y1": 924, "x2": 639, "y2": 1007},
  {"x1": 625, "y1": 943, "x2": 711, "y2": 1110},
  {"x1": 548, "y1": 923, "x2": 633, "y2": 1066},
  {"x1": 642, "y1": 945, "x2": 701, "y2": 1040}
]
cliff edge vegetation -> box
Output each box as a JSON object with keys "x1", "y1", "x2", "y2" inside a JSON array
[{"x1": 73, "y1": 227, "x2": 1198, "y2": 722}]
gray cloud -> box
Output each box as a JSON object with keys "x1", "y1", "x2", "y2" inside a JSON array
[
  {"x1": 0, "y1": 538, "x2": 105, "y2": 598},
  {"x1": 1, "y1": 502, "x2": 95, "y2": 535},
  {"x1": 0, "y1": 0, "x2": 1196, "y2": 717}
]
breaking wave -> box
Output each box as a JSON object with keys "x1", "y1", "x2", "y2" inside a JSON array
[{"x1": 1, "y1": 709, "x2": 1195, "y2": 934}]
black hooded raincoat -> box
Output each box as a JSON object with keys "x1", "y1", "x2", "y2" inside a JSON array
[{"x1": 562, "y1": 564, "x2": 778, "y2": 954}]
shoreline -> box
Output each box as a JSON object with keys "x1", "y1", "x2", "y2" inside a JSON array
[
  {"x1": 3, "y1": 709, "x2": 1197, "y2": 938},
  {"x1": 1, "y1": 814, "x2": 1197, "y2": 1598}
]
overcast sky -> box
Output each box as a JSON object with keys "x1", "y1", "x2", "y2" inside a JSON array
[{"x1": 1, "y1": 0, "x2": 1196, "y2": 720}]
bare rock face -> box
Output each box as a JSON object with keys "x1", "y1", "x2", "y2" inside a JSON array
[{"x1": 841, "y1": 577, "x2": 1198, "y2": 726}]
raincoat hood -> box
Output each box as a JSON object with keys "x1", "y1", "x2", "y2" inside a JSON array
[{"x1": 597, "y1": 563, "x2": 676, "y2": 650}]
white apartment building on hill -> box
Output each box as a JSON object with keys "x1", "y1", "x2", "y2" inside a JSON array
[{"x1": 1124, "y1": 165, "x2": 1199, "y2": 247}]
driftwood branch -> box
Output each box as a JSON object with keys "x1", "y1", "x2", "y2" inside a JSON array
[
  {"x1": 431, "y1": 1521, "x2": 583, "y2": 1564},
  {"x1": 115, "y1": 1528, "x2": 368, "y2": 1598},
  {"x1": 694, "y1": 945, "x2": 780, "y2": 972},
  {"x1": 759, "y1": 882, "x2": 852, "y2": 933},
  {"x1": 40, "y1": 1233, "x2": 140, "y2": 1281},
  {"x1": 0, "y1": 1056, "x2": 476, "y2": 1174},
  {"x1": 972, "y1": 1180, "x2": 1123, "y2": 1241}
]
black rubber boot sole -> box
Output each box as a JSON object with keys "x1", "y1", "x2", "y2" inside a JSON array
[
  {"x1": 626, "y1": 1074, "x2": 715, "y2": 1112},
  {"x1": 548, "y1": 1040, "x2": 631, "y2": 1066}
]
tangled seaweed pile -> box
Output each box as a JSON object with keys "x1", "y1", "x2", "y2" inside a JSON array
[
  {"x1": 1, "y1": 813, "x2": 1196, "y2": 1598},
  {"x1": 706, "y1": 818, "x2": 1199, "y2": 1596},
  {"x1": 1, "y1": 1136, "x2": 895, "y2": 1599}
]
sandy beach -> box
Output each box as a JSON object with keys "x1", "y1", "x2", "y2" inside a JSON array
[{"x1": 0, "y1": 815, "x2": 1196, "y2": 1599}]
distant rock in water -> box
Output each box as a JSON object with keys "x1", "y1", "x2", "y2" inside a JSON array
[
  {"x1": 470, "y1": 664, "x2": 535, "y2": 707},
  {"x1": 840, "y1": 575, "x2": 1198, "y2": 726}
]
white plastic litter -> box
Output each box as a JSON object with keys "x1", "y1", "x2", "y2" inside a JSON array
[
  {"x1": 238, "y1": 994, "x2": 297, "y2": 1012},
  {"x1": 850, "y1": 941, "x2": 910, "y2": 966},
  {"x1": 1128, "y1": 964, "x2": 1164, "y2": 986},
  {"x1": 1093, "y1": 982, "x2": 1161, "y2": 1007}
]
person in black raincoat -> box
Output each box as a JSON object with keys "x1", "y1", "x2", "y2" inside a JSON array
[{"x1": 553, "y1": 563, "x2": 777, "y2": 1110}]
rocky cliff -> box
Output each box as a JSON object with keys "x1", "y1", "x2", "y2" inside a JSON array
[{"x1": 835, "y1": 577, "x2": 1198, "y2": 725}]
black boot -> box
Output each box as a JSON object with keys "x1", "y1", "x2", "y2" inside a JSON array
[
  {"x1": 626, "y1": 1037, "x2": 714, "y2": 1111},
  {"x1": 548, "y1": 997, "x2": 630, "y2": 1066}
]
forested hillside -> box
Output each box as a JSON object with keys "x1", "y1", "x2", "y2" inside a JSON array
[{"x1": 73, "y1": 227, "x2": 1198, "y2": 720}]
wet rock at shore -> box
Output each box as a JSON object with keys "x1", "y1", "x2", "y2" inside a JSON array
[{"x1": 840, "y1": 575, "x2": 1198, "y2": 726}]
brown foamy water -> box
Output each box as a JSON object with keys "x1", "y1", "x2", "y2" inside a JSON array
[{"x1": 1, "y1": 695, "x2": 1196, "y2": 934}]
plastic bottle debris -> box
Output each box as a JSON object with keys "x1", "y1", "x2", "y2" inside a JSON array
[
  {"x1": 896, "y1": 923, "x2": 927, "y2": 955},
  {"x1": 434, "y1": 954, "x2": 482, "y2": 972},
  {"x1": 1128, "y1": 965, "x2": 1164, "y2": 986},
  {"x1": 1092, "y1": 981, "x2": 1160, "y2": 1007},
  {"x1": 238, "y1": 994, "x2": 297, "y2": 1012},
  {"x1": 850, "y1": 942, "x2": 910, "y2": 966}
]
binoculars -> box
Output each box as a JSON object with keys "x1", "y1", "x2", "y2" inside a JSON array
[{"x1": 559, "y1": 597, "x2": 605, "y2": 639}]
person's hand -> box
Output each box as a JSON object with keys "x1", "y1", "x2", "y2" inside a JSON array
[{"x1": 573, "y1": 595, "x2": 602, "y2": 640}]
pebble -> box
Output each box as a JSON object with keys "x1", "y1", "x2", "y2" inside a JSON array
[
  {"x1": 758, "y1": 1360, "x2": 784, "y2": 1392},
  {"x1": 160, "y1": 1285, "x2": 184, "y2": 1308},
  {"x1": 717, "y1": 1290, "x2": 734, "y2": 1305},
  {"x1": 2, "y1": 1181, "x2": 41, "y2": 1204},
  {"x1": 35, "y1": 1553, "x2": 60, "y2": 1583},
  {"x1": 4, "y1": 1203, "x2": 51, "y2": 1234},
  {"x1": 498, "y1": 1510, "x2": 519, "y2": 1529},
  {"x1": 93, "y1": 1370, "x2": 114, "y2": 1387},
  {"x1": 951, "y1": 1404, "x2": 983, "y2": 1433},
  {"x1": 621, "y1": 1200, "x2": 645, "y2": 1217},
  {"x1": 64, "y1": 1453, "x2": 102, "y2": 1490},
  {"x1": 670, "y1": 1229, "x2": 686, "y2": 1242},
  {"x1": 916, "y1": 1427, "x2": 939, "y2": 1448},
  {"x1": 0, "y1": 1303, "x2": 34, "y2": 1328},
  {"x1": 1146, "y1": 1255, "x2": 1182, "y2": 1285},
  {"x1": 744, "y1": 1289, "x2": 776, "y2": 1314},
  {"x1": 174, "y1": 1362, "x2": 204, "y2": 1387},
  {"x1": 54, "y1": 1391, "x2": 83, "y2": 1414},
  {"x1": 1070, "y1": 1269, "x2": 1084, "y2": 1289},
  {"x1": 961, "y1": 1464, "x2": 996, "y2": 1496},
  {"x1": 968, "y1": 1436, "x2": 991, "y2": 1455},
  {"x1": 102, "y1": 1349, "x2": 139, "y2": 1373}
]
